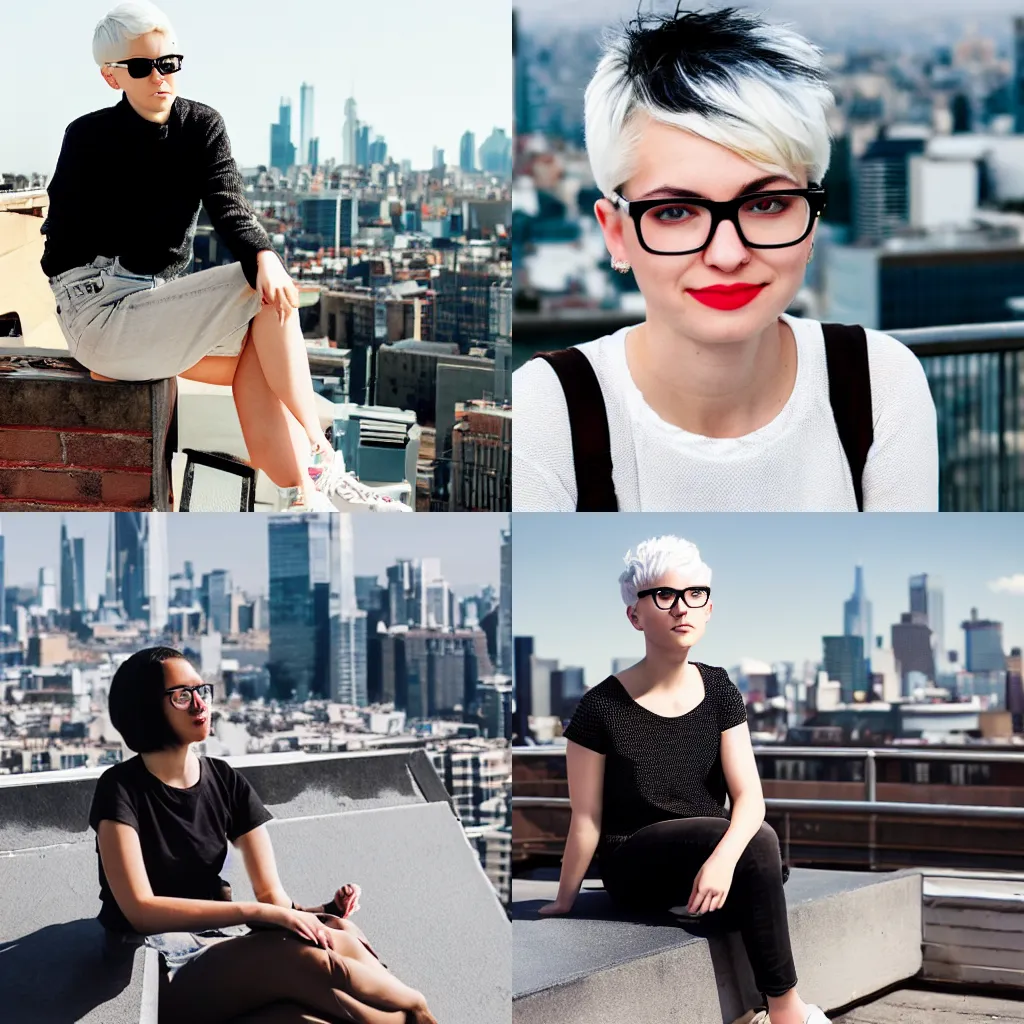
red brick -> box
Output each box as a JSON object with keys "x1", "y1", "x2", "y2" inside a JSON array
[
  {"x1": 0, "y1": 468, "x2": 103, "y2": 503},
  {"x1": 100, "y1": 471, "x2": 153, "y2": 507},
  {"x1": 0, "y1": 428, "x2": 62, "y2": 464},
  {"x1": 62, "y1": 433, "x2": 153, "y2": 469}
]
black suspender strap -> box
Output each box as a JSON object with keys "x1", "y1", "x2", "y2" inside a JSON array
[
  {"x1": 532, "y1": 348, "x2": 619, "y2": 511},
  {"x1": 820, "y1": 322, "x2": 873, "y2": 512}
]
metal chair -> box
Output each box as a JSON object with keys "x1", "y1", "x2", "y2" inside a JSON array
[{"x1": 179, "y1": 448, "x2": 256, "y2": 511}]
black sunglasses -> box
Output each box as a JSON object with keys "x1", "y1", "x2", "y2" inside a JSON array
[
  {"x1": 105, "y1": 54, "x2": 184, "y2": 79},
  {"x1": 609, "y1": 185, "x2": 827, "y2": 256},
  {"x1": 636, "y1": 586, "x2": 711, "y2": 610},
  {"x1": 164, "y1": 683, "x2": 213, "y2": 710}
]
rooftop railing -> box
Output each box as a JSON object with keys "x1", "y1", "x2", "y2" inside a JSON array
[{"x1": 512, "y1": 312, "x2": 1024, "y2": 511}]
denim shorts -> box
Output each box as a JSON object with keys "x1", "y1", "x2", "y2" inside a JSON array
[
  {"x1": 109, "y1": 924, "x2": 250, "y2": 981},
  {"x1": 48, "y1": 256, "x2": 262, "y2": 381}
]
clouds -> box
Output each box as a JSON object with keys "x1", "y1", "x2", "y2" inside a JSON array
[{"x1": 989, "y1": 573, "x2": 1024, "y2": 596}]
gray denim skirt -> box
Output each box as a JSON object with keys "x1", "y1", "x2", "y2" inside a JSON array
[{"x1": 49, "y1": 256, "x2": 263, "y2": 381}]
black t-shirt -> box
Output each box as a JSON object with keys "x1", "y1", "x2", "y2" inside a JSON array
[
  {"x1": 88, "y1": 755, "x2": 273, "y2": 932},
  {"x1": 41, "y1": 93, "x2": 275, "y2": 289},
  {"x1": 562, "y1": 663, "x2": 748, "y2": 856}
]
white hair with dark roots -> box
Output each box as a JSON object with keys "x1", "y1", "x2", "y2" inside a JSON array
[
  {"x1": 619, "y1": 535, "x2": 712, "y2": 607},
  {"x1": 584, "y1": 5, "x2": 835, "y2": 197},
  {"x1": 93, "y1": 2, "x2": 178, "y2": 66}
]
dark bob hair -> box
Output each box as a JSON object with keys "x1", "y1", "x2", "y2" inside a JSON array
[{"x1": 108, "y1": 646, "x2": 189, "y2": 753}]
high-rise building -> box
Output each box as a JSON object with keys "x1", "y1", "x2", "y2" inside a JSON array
[
  {"x1": 854, "y1": 134, "x2": 927, "y2": 244},
  {"x1": 962, "y1": 608, "x2": 1006, "y2": 673},
  {"x1": 60, "y1": 519, "x2": 79, "y2": 612},
  {"x1": 842, "y1": 565, "x2": 872, "y2": 674},
  {"x1": 460, "y1": 130, "x2": 476, "y2": 172},
  {"x1": 0, "y1": 518, "x2": 6, "y2": 639},
  {"x1": 38, "y1": 567, "x2": 58, "y2": 613},
  {"x1": 909, "y1": 573, "x2": 946, "y2": 674},
  {"x1": 72, "y1": 538, "x2": 85, "y2": 611},
  {"x1": 479, "y1": 128, "x2": 512, "y2": 177},
  {"x1": 299, "y1": 82, "x2": 315, "y2": 166},
  {"x1": 512, "y1": 635, "x2": 533, "y2": 740},
  {"x1": 205, "y1": 570, "x2": 232, "y2": 635},
  {"x1": 343, "y1": 98, "x2": 358, "y2": 166},
  {"x1": 499, "y1": 528, "x2": 511, "y2": 674},
  {"x1": 270, "y1": 98, "x2": 296, "y2": 172},
  {"x1": 368, "y1": 135, "x2": 387, "y2": 166},
  {"x1": 300, "y1": 196, "x2": 357, "y2": 249},
  {"x1": 104, "y1": 513, "x2": 117, "y2": 606},
  {"x1": 333, "y1": 513, "x2": 366, "y2": 705},
  {"x1": 432, "y1": 146, "x2": 445, "y2": 170},
  {"x1": 268, "y1": 513, "x2": 338, "y2": 702},
  {"x1": 892, "y1": 612, "x2": 935, "y2": 689},
  {"x1": 1014, "y1": 17, "x2": 1024, "y2": 133},
  {"x1": 823, "y1": 634, "x2": 867, "y2": 703},
  {"x1": 513, "y1": 10, "x2": 530, "y2": 136},
  {"x1": 308, "y1": 137, "x2": 319, "y2": 169},
  {"x1": 112, "y1": 513, "x2": 167, "y2": 629},
  {"x1": 356, "y1": 124, "x2": 371, "y2": 169}
]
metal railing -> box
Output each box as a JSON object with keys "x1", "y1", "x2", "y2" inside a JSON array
[{"x1": 512, "y1": 313, "x2": 1024, "y2": 511}]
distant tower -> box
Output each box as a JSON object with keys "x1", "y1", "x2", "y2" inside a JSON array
[
  {"x1": 1015, "y1": 17, "x2": 1024, "y2": 133},
  {"x1": 843, "y1": 564, "x2": 873, "y2": 673},
  {"x1": 343, "y1": 97, "x2": 358, "y2": 166},
  {"x1": 299, "y1": 82, "x2": 315, "y2": 166}
]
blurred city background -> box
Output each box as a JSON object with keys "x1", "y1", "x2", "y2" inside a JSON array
[
  {"x1": 1, "y1": 1, "x2": 511, "y2": 511},
  {"x1": 0, "y1": 512, "x2": 512, "y2": 904},
  {"x1": 512, "y1": 0, "x2": 1024, "y2": 511}
]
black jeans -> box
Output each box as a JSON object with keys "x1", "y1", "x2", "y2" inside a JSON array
[{"x1": 599, "y1": 817, "x2": 798, "y2": 998}]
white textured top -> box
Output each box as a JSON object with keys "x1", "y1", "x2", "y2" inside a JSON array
[{"x1": 512, "y1": 313, "x2": 938, "y2": 511}]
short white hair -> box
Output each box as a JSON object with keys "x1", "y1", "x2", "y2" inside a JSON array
[
  {"x1": 619, "y1": 535, "x2": 712, "y2": 606},
  {"x1": 584, "y1": 6, "x2": 834, "y2": 197},
  {"x1": 93, "y1": 2, "x2": 178, "y2": 65}
]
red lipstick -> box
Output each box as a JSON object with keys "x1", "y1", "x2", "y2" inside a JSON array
[{"x1": 687, "y1": 283, "x2": 767, "y2": 310}]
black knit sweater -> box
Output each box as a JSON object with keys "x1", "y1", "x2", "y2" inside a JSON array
[
  {"x1": 41, "y1": 93, "x2": 274, "y2": 289},
  {"x1": 562, "y1": 663, "x2": 748, "y2": 856}
]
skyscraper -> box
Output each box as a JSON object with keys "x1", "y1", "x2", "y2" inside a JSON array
[
  {"x1": 1014, "y1": 17, "x2": 1024, "y2": 134},
  {"x1": 910, "y1": 573, "x2": 945, "y2": 673},
  {"x1": 499, "y1": 528, "x2": 512, "y2": 674},
  {"x1": 459, "y1": 130, "x2": 476, "y2": 172},
  {"x1": 343, "y1": 97, "x2": 358, "y2": 166},
  {"x1": 205, "y1": 570, "x2": 232, "y2": 635},
  {"x1": 962, "y1": 608, "x2": 1006, "y2": 673},
  {"x1": 268, "y1": 513, "x2": 358, "y2": 702},
  {"x1": 842, "y1": 564, "x2": 872, "y2": 674},
  {"x1": 356, "y1": 124, "x2": 371, "y2": 169},
  {"x1": 270, "y1": 98, "x2": 296, "y2": 172},
  {"x1": 0, "y1": 517, "x2": 5, "y2": 637},
  {"x1": 823, "y1": 634, "x2": 866, "y2": 703},
  {"x1": 113, "y1": 513, "x2": 168, "y2": 630},
  {"x1": 60, "y1": 519, "x2": 78, "y2": 612},
  {"x1": 73, "y1": 538, "x2": 85, "y2": 611},
  {"x1": 104, "y1": 513, "x2": 117, "y2": 606},
  {"x1": 299, "y1": 82, "x2": 315, "y2": 166},
  {"x1": 479, "y1": 128, "x2": 512, "y2": 177}
]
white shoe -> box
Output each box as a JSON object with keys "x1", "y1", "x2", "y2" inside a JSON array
[
  {"x1": 312, "y1": 451, "x2": 411, "y2": 512},
  {"x1": 747, "y1": 1006, "x2": 830, "y2": 1024},
  {"x1": 281, "y1": 486, "x2": 334, "y2": 513}
]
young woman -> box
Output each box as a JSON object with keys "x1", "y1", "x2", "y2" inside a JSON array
[
  {"x1": 539, "y1": 536, "x2": 829, "y2": 1024},
  {"x1": 43, "y1": 2, "x2": 408, "y2": 513},
  {"x1": 512, "y1": 7, "x2": 938, "y2": 512},
  {"x1": 90, "y1": 646, "x2": 438, "y2": 1024}
]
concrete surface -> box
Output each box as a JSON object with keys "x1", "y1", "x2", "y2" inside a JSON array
[
  {"x1": 0, "y1": 750, "x2": 507, "y2": 1023},
  {"x1": 834, "y1": 987, "x2": 1024, "y2": 1022},
  {"x1": 512, "y1": 868, "x2": 923, "y2": 1024}
]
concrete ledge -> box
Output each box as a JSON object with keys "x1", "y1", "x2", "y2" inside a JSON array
[{"x1": 512, "y1": 869, "x2": 923, "y2": 1024}]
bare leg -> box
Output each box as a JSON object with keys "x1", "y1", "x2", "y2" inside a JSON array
[
  {"x1": 179, "y1": 341, "x2": 314, "y2": 496},
  {"x1": 248, "y1": 303, "x2": 330, "y2": 453}
]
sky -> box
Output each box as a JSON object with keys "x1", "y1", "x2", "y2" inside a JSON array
[
  {"x1": 512, "y1": 513, "x2": 1024, "y2": 686},
  {"x1": 0, "y1": 512, "x2": 508, "y2": 605},
  {"x1": 3, "y1": 0, "x2": 512, "y2": 174}
]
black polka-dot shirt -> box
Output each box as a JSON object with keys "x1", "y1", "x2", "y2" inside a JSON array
[{"x1": 563, "y1": 663, "x2": 748, "y2": 856}]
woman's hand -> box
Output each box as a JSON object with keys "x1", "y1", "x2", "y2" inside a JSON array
[
  {"x1": 538, "y1": 899, "x2": 575, "y2": 917},
  {"x1": 252, "y1": 903, "x2": 331, "y2": 948},
  {"x1": 255, "y1": 250, "x2": 298, "y2": 325},
  {"x1": 687, "y1": 853, "x2": 736, "y2": 915}
]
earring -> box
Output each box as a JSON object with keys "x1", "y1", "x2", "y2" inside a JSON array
[{"x1": 611, "y1": 257, "x2": 631, "y2": 273}]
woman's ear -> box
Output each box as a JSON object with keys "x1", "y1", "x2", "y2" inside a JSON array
[
  {"x1": 626, "y1": 604, "x2": 642, "y2": 630},
  {"x1": 100, "y1": 68, "x2": 121, "y2": 91},
  {"x1": 595, "y1": 197, "x2": 629, "y2": 266}
]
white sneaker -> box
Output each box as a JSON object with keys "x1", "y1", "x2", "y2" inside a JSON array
[
  {"x1": 312, "y1": 452, "x2": 412, "y2": 513},
  {"x1": 281, "y1": 486, "x2": 334, "y2": 513},
  {"x1": 747, "y1": 1006, "x2": 830, "y2": 1024}
]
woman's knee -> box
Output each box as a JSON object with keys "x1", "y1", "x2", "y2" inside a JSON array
[
  {"x1": 324, "y1": 929, "x2": 364, "y2": 959},
  {"x1": 739, "y1": 822, "x2": 782, "y2": 866}
]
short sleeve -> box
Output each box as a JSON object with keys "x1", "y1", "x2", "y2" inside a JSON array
[
  {"x1": 562, "y1": 690, "x2": 609, "y2": 754},
  {"x1": 716, "y1": 672, "x2": 748, "y2": 732},
  {"x1": 225, "y1": 764, "x2": 274, "y2": 841},
  {"x1": 88, "y1": 766, "x2": 139, "y2": 834}
]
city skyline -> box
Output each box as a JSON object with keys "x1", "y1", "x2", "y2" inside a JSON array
[
  {"x1": 2, "y1": 0, "x2": 512, "y2": 173},
  {"x1": 0, "y1": 513, "x2": 508, "y2": 607},
  {"x1": 512, "y1": 514, "x2": 1024, "y2": 688}
]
